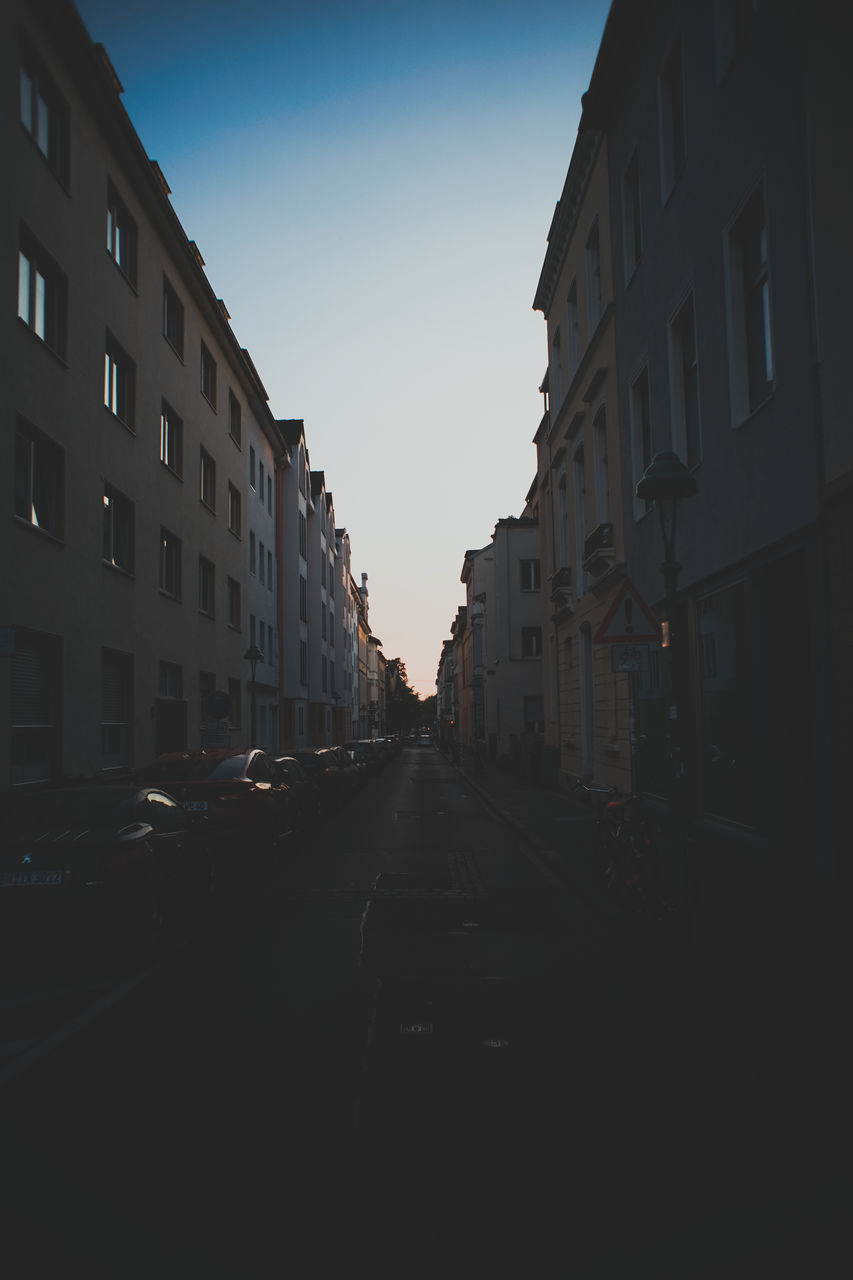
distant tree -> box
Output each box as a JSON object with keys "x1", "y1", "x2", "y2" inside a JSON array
[{"x1": 385, "y1": 658, "x2": 426, "y2": 733}]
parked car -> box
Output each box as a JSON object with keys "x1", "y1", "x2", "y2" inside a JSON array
[
  {"x1": 144, "y1": 749, "x2": 296, "y2": 862},
  {"x1": 0, "y1": 784, "x2": 217, "y2": 961},
  {"x1": 291, "y1": 748, "x2": 354, "y2": 811},
  {"x1": 327, "y1": 746, "x2": 361, "y2": 799},
  {"x1": 345, "y1": 739, "x2": 383, "y2": 778},
  {"x1": 273, "y1": 756, "x2": 323, "y2": 826}
]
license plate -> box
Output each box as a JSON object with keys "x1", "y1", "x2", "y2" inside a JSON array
[
  {"x1": 181, "y1": 801, "x2": 208, "y2": 812},
  {"x1": 0, "y1": 870, "x2": 64, "y2": 887}
]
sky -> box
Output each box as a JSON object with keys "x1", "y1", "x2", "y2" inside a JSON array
[{"x1": 74, "y1": 0, "x2": 611, "y2": 697}]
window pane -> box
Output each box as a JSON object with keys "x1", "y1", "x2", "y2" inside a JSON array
[{"x1": 18, "y1": 252, "x2": 30, "y2": 323}]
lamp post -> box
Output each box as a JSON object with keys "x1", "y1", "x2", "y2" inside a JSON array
[
  {"x1": 243, "y1": 644, "x2": 262, "y2": 746},
  {"x1": 635, "y1": 451, "x2": 698, "y2": 815}
]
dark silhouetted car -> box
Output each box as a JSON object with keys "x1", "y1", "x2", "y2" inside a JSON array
[
  {"x1": 145, "y1": 749, "x2": 296, "y2": 860},
  {"x1": 0, "y1": 784, "x2": 217, "y2": 961},
  {"x1": 273, "y1": 756, "x2": 323, "y2": 825},
  {"x1": 292, "y1": 748, "x2": 355, "y2": 811}
]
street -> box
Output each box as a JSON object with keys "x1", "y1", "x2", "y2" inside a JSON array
[{"x1": 2, "y1": 745, "x2": 842, "y2": 1276}]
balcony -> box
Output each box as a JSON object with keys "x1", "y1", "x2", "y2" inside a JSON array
[
  {"x1": 549, "y1": 566, "x2": 573, "y2": 619},
  {"x1": 582, "y1": 522, "x2": 615, "y2": 577}
]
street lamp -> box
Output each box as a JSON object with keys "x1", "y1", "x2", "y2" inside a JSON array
[
  {"x1": 635, "y1": 451, "x2": 698, "y2": 813},
  {"x1": 243, "y1": 644, "x2": 263, "y2": 745}
]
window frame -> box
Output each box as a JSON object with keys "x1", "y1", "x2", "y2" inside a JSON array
[
  {"x1": 659, "y1": 36, "x2": 686, "y2": 203},
  {"x1": 104, "y1": 333, "x2": 136, "y2": 430},
  {"x1": 585, "y1": 219, "x2": 603, "y2": 333},
  {"x1": 227, "y1": 483, "x2": 241, "y2": 538},
  {"x1": 14, "y1": 419, "x2": 64, "y2": 540},
  {"x1": 19, "y1": 44, "x2": 69, "y2": 187},
  {"x1": 227, "y1": 577, "x2": 241, "y2": 630},
  {"x1": 521, "y1": 627, "x2": 543, "y2": 659},
  {"x1": 519, "y1": 559, "x2": 541, "y2": 592},
  {"x1": 159, "y1": 526, "x2": 182, "y2": 600},
  {"x1": 200, "y1": 447, "x2": 216, "y2": 512},
  {"x1": 725, "y1": 181, "x2": 775, "y2": 425},
  {"x1": 18, "y1": 228, "x2": 67, "y2": 358},
  {"x1": 160, "y1": 401, "x2": 183, "y2": 478},
  {"x1": 106, "y1": 182, "x2": 138, "y2": 287},
  {"x1": 200, "y1": 341, "x2": 217, "y2": 408},
  {"x1": 623, "y1": 151, "x2": 643, "y2": 279},
  {"x1": 163, "y1": 275, "x2": 184, "y2": 357},
  {"x1": 102, "y1": 483, "x2": 135, "y2": 575},
  {"x1": 668, "y1": 289, "x2": 702, "y2": 469},
  {"x1": 198, "y1": 555, "x2": 215, "y2": 619},
  {"x1": 228, "y1": 391, "x2": 242, "y2": 447}
]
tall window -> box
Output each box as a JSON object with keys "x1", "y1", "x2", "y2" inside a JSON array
[
  {"x1": 19, "y1": 47, "x2": 69, "y2": 184},
  {"x1": 267, "y1": 475, "x2": 273, "y2": 515},
  {"x1": 106, "y1": 183, "x2": 137, "y2": 286},
  {"x1": 298, "y1": 511, "x2": 307, "y2": 558},
  {"x1": 631, "y1": 368, "x2": 653, "y2": 515},
  {"x1": 198, "y1": 556, "x2": 215, "y2": 617},
  {"x1": 11, "y1": 629, "x2": 61, "y2": 785},
  {"x1": 105, "y1": 334, "x2": 135, "y2": 428},
  {"x1": 159, "y1": 528, "x2": 181, "y2": 599},
  {"x1": 259, "y1": 461, "x2": 265, "y2": 499},
  {"x1": 249, "y1": 530, "x2": 257, "y2": 575},
  {"x1": 160, "y1": 401, "x2": 183, "y2": 477},
  {"x1": 228, "y1": 577, "x2": 241, "y2": 630},
  {"x1": 592, "y1": 405, "x2": 611, "y2": 525},
  {"x1": 228, "y1": 391, "x2": 242, "y2": 446},
  {"x1": 522, "y1": 627, "x2": 543, "y2": 658},
  {"x1": 200, "y1": 671, "x2": 216, "y2": 720},
  {"x1": 15, "y1": 422, "x2": 64, "y2": 538},
  {"x1": 659, "y1": 38, "x2": 686, "y2": 200},
  {"x1": 557, "y1": 473, "x2": 570, "y2": 569},
  {"x1": 566, "y1": 282, "x2": 580, "y2": 384},
  {"x1": 727, "y1": 185, "x2": 774, "y2": 420},
  {"x1": 101, "y1": 650, "x2": 133, "y2": 771},
  {"x1": 228, "y1": 483, "x2": 241, "y2": 536},
  {"x1": 573, "y1": 444, "x2": 587, "y2": 596},
  {"x1": 623, "y1": 152, "x2": 642, "y2": 277},
  {"x1": 200, "y1": 342, "x2": 217, "y2": 407},
  {"x1": 249, "y1": 446, "x2": 256, "y2": 490},
  {"x1": 267, "y1": 549, "x2": 273, "y2": 590},
  {"x1": 163, "y1": 277, "x2": 184, "y2": 355},
  {"x1": 159, "y1": 661, "x2": 183, "y2": 700},
  {"x1": 299, "y1": 574, "x2": 308, "y2": 622},
  {"x1": 519, "y1": 560, "x2": 541, "y2": 591},
  {"x1": 670, "y1": 293, "x2": 701, "y2": 468},
  {"x1": 200, "y1": 448, "x2": 216, "y2": 510},
  {"x1": 586, "y1": 220, "x2": 602, "y2": 331},
  {"x1": 300, "y1": 641, "x2": 308, "y2": 686},
  {"x1": 550, "y1": 328, "x2": 562, "y2": 410},
  {"x1": 103, "y1": 485, "x2": 134, "y2": 573},
  {"x1": 259, "y1": 541, "x2": 265, "y2": 585},
  {"x1": 18, "y1": 231, "x2": 67, "y2": 357}
]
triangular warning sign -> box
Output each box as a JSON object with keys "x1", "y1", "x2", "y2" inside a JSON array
[{"x1": 594, "y1": 579, "x2": 661, "y2": 643}]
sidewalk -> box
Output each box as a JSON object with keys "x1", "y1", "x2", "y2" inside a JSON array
[{"x1": 448, "y1": 746, "x2": 851, "y2": 1091}]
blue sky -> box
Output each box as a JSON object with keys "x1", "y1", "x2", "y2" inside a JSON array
[{"x1": 75, "y1": 0, "x2": 610, "y2": 695}]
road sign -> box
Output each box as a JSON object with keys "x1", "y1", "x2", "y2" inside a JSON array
[
  {"x1": 611, "y1": 643, "x2": 651, "y2": 672},
  {"x1": 594, "y1": 579, "x2": 661, "y2": 643}
]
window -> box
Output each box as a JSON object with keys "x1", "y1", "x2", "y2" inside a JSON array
[
  {"x1": 159, "y1": 661, "x2": 183, "y2": 700},
  {"x1": 200, "y1": 342, "x2": 217, "y2": 407},
  {"x1": 228, "y1": 577, "x2": 241, "y2": 630},
  {"x1": 523, "y1": 696, "x2": 545, "y2": 735},
  {"x1": 105, "y1": 334, "x2": 135, "y2": 428},
  {"x1": 670, "y1": 293, "x2": 702, "y2": 468},
  {"x1": 623, "y1": 152, "x2": 642, "y2": 277},
  {"x1": 259, "y1": 541, "x2": 265, "y2": 585},
  {"x1": 101, "y1": 649, "x2": 133, "y2": 771},
  {"x1": 250, "y1": 530, "x2": 257, "y2": 575},
  {"x1": 160, "y1": 401, "x2": 183, "y2": 477},
  {"x1": 200, "y1": 448, "x2": 216, "y2": 510},
  {"x1": 519, "y1": 560, "x2": 541, "y2": 591},
  {"x1": 659, "y1": 38, "x2": 686, "y2": 201},
  {"x1": 19, "y1": 46, "x2": 69, "y2": 185},
  {"x1": 267, "y1": 475, "x2": 272, "y2": 514},
  {"x1": 631, "y1": 368, "x2": 653, "y2": 515},
  {"x1": 300, "y1": 641, "x2": 308, "y2": 686},
  {"x1": 299, "y1": 574, "x2": 308, "y2": 622},
  {"x1": 163, "y1": 277, "x2": 184, "y2": 356},
  {"x1": 18, "y1": 230, "x2": 67, "y2": 357},
  {"x1": 250, "y1": 614, "x2": 256, "y2": 648},
  {"x1": 200, "y1": 671, "x2": 216, "y2": 720},
  {"x1": 550, "y1": 328, "x2": 562, "y2": 411},
  {"x1": 259, "y1": 621, "x2": 265, "y2": 657},
  {"x1": 322, "y1": 603, "x2": 327, "y2": 640},
  {"x1": 228, "y1": 391, "x2": 242, "y2": 447},
  {"x1": 198, "y1": 556, "x2": 215, "y2": 617},
  {"x1": 298, "y1": 511, "x2": 307, "y2": 558},
  {"x1": 15, "y1": 421, "x2": 64, "y2": 538},
  {"x1": 228, "y1": 483, "x2": 241, "y2": 537},
  {"x1": 11, "y1": 629, "x2": 62, "y2": 785},
  {"x1": 592, "y1": 405, "x2": 611, "y2": 524},
  {"x1": 573, "y1": 443, "x2": 587, "y2": 597},
  {"x1": 249, "y1": 446, "x2": 256, "y2": 490},
  {"x1": 586, "y1": 219, "x2": 602, "y2": 332},
  {"x1": 259, "y1": 461, "x2": 265, "y2": 499},
  {"x1": 716, "y1": 0, "x2": 757, "y2": 79},
  {"x1": 159, "y1": 528, "x2": 181, "y2": 599},
  {"x1": 566, "y1": 282, "x2": 580, "y2": 384},
  {"x1": 321, "y1": 556, "x2": 327, "y2": 588},
  {"x1": 298, "y1": 446, "x2": 306, "y2": 496},
  {"x1": 727, "y1": 185, "x2": 774, "y2": 420},
  {"x1": 522, "y1": 627, "x2": 543, "y2": 658},
  {"x1": 228, "y1": 677, "x2": 241, "y2": 727},
  {"x1": 106, "y1": 184, "x2": 137, "y2": 285},
  {"x1": 267, "y1": 550, "x2": 273, "y2": 591},
  {"x1": 103, "y1": 485, "x2": 134, "y2": 573}
]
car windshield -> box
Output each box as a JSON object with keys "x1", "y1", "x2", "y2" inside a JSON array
[
  {"x1": 2, "y1": 787, "x2": 137, "y2": 833},
  {"x1": 205, "y1": 756, "x2": 250, "y2": 780}
]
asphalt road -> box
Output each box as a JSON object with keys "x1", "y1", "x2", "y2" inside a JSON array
[{"x1": 2, "y1": 747, "x2": 841, "y2": 1276}]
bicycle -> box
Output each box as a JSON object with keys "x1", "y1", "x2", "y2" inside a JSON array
[{"x1": 571, "y1": 779, "x2": 674, "y2": 917}]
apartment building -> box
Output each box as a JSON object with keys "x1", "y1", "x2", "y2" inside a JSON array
[
  {"x1": 307, "y1": 472, "x2": 334, "y2": 745},
  {"x1": 277, "y1": 419, "x2": 311, "y2": 749},
  {"x1": 533, "y1": 126, "x2": 631, "y2": 793},
  {"x1": 333, "y1": 528, "x2": 357, "y2": 741},
  {"x1": 3, "y1": 0, "x2": 267, "y2": 783},
  {"x1": 575, "y1": 0, "x2": 835, "y2": 867}
]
